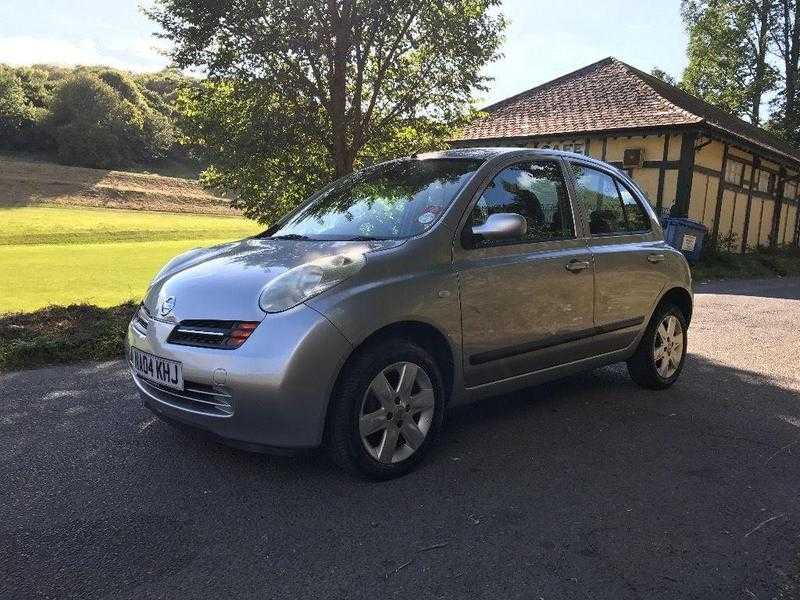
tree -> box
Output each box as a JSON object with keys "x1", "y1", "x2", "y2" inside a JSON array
[
  {"x1": 176, "y1": 78, "x2": 475, "y2": 221},
  {"x1": 176, "y1": 80, "x2": 333, "y2": 220},
  {"x1": 681, "y1": 0, "x2": 778, "y2": 125},
  {"x1": 650, "y1": 67, "x2": 677, "y2": 85},
  {"x1": 48, "y1": 73, "x2": 142, "y2": 168},
  {"x1": 769, "y1": 0, "x2": 800, "y2": 143},
  {"x1": 148, "y1": 0, "x2": 505, "y2": 222},
  {"x1": 94, "y1": 68, "x2": 176, "y2": 160},
  {"x1": 0, "y1": 68, "x2": 35, "y2": 148},
  {"x1": 48, "y1": 72, "x2": 175, "y2": 169}
]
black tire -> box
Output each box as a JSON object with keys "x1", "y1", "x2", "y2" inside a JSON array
[
  {"x1": 627, "y1": 303, "x2": 688, "y2": 390},
  {"x1": 326, "y1": 339, "x2": 446, "y2": 480}
]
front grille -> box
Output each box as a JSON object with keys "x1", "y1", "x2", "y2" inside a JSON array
[
  {"x1": 137, "y1": 376, "x2": 234, "y2": 416},
  {"x1": 167, "y1": 320, "x2": 258, "y2": 349}
]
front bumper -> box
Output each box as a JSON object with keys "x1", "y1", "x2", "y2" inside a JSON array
[{"x1": 126, "y1": 305, "x2": 352, "y2": 449}]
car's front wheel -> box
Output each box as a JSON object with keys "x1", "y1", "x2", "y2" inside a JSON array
[
  {"x1": 627, "y1": 303, "x2": 688, "y2": 389},
  {"x1": 326, "y1": 339, "x2": 445, "y2": 479}
]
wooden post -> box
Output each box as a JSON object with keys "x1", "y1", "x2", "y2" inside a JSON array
[
  {"x1": 711, "y1": 143, "x2": 729, "y2": 243},
  {"x1": 794, "y1": 198, "x2": 800, "y2": 247},
  {"x1": 674, "y1": 130, "x2": 698, "y2": 217},
  {"x1": 771, "y1": 166, "x2": 787, "y2": 247},
  {"x1": 656, "y1": 133, "x2": 671, "y2": 213}
]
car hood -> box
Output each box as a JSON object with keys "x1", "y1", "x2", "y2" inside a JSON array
[{"x1": 143, "y1": 237, "x2": 403, "y2": 322}]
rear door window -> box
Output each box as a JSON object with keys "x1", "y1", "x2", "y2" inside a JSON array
[{"x1": 570, "y1": 163, "x2": 651, "y2": 236}]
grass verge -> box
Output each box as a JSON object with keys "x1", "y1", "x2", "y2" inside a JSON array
[
  {"x1": 0, "y1": 206, "x2": 260, "y2": 313},
  {"x1": 0, "y1": 238, "x2": 242, "y2": 313},
  {"x1": 0, "y1": 206, "x2": 260, "y2": 246},
  {"x1": 0, "y1": 302, "x2": 136, "y2": 372}
]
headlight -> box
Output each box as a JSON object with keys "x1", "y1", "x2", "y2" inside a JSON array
[{"x1": 259, "y1": 253, "x2": 365, "y2": 313}]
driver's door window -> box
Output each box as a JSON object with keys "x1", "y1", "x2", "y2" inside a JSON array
[{"x1": 470, "y1": 160, "x2": 575, "y2": 245}]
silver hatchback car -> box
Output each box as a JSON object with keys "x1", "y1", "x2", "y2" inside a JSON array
[{"x1": 127, "y1": 148, "x2": 692, "y2": 478}]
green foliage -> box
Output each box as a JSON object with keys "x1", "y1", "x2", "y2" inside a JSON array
[
  {"x1": 48, "y1": 73, "x2": 144, "y2": 168},
  {"x1": 0, "y1": 64, "x2": 190, "y2": 168},
  {"x1": 681, "y1": 0, "x2": 779, "y2": 125},
  {"x1": 45, "y1": 70, "x2": 176, "y2": 169},
  {"x1": 177, "y1": 80, "x2": 475, "y2": 224},
  {"x1": 650, "y1": 67, "x2": 677, "y2": 86},
  {"x1": 703, "y1": 230, "x2": 740, "y2": 257},
  {"x1": 150, "y1": 0, "x2": 505, "y2": 224},
  {"x1": 765, "y1": 1, "x2": 800, "y2": 144},
  {"x1": 0, "y1": 302, "x2": 138, "y2": 371},
  {"x1": 134, "y1": 68, "x2": 194, "y2": 112},
  {"x1": 693, "y1": 243, "x2": 800, "y2": 280},
  {"x1": 0, "y1": 67, "x2": 35, "y2": 147},
  {"x1": 12, "y1": 65, "x2": 70, "y2": 109},
  {"x1": 176, "y1": 80, "x2": 331, "y2": 222}
]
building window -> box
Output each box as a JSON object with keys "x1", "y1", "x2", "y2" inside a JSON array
[
  {"x1": 755, "y1": 169, "x2": 772, "y2": 193},
  {"x1": 786, "y1": 181, "x2": 797, "y2": 201},
  {"x1": 725, "y1": 160, "x2": 744, "y2": 185}
]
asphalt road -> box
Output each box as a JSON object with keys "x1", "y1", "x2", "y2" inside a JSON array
[{"x1": 2, "y1": 277, "x2": 799, "y2": 599}]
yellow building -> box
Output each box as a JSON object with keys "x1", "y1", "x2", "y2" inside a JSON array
[{"x1": 451, "y1": 57, "x2": 800, "y2": 252}]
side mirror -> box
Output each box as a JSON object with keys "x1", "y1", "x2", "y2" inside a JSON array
[{"x1": 471, "y1": 212, "x2": 527, "y2": 241}]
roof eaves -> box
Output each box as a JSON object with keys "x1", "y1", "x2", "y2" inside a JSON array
[
  {"x1": 699, "y1": 122, "x2": 800, "y2": 166},
  {"x1": 618, "y1": 59, "x2": 800, "y2": 165},
  {"x1": 450, "y1": 122, "x2": 701, "y2": 145}
]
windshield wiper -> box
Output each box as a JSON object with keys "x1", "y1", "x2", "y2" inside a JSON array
[
  {"x1": 271, "y1": 233, "x2": 312, "y2": 240},
  {"x1": 345, "y1": 235, "x2": 391, "y2": 241}
]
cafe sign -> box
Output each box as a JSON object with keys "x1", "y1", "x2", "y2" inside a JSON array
[{"x1": 528, "y1": 139, "x2": 587, "y2": 155}]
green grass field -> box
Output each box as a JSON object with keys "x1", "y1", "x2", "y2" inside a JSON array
[{"x1": 0, "y1": 206, "x2": 261, "y2": 313}]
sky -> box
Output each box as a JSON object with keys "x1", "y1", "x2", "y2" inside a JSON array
[{"x1": 0, "y1": 0, "x2": 689, "y2": 106}]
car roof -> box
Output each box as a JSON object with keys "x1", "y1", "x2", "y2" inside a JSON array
[{"x1": 416, "y1": 147, "x2": 612, "y2": 168}]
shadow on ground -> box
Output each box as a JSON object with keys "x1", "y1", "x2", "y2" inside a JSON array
[{"x1": 1, "y1": 349, "x2": 798, "y2": 599}]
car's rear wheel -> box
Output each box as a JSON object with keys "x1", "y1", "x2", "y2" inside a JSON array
[
  {"x1": 627, "y1": 303, "x2": 688, "y2": 390},
  {"x1": 326, "y1": 339, "x2": 445, "y2": 479}
]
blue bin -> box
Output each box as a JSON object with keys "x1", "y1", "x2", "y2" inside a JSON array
[{"x1": 662, "y1": 218, "x2": 707, "y2": 263}]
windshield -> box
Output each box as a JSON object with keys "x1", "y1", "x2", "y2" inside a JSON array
[{"x1": 268, "y1": 158, "x2": 484, "y2": 240}]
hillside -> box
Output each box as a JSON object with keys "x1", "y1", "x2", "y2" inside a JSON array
[{"x1": 0, "y1": 156, "x2": 239, "y2": 215}]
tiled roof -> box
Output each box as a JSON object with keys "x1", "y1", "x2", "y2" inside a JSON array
[{"x1": 454, "y1": 57, "x2": 800, "y2": 164}]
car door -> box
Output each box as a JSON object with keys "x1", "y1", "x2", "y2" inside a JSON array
[
  {"x1": 454, "y1": 157, "x2": 595, "y2": 388},
  {"x1": 567, "y1": 160, "x2": 669, "y2": 354}
]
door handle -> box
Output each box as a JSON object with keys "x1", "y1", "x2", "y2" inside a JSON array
[
  {"x1": 565, "y1": 259, "x2": 590, "y2": 273},
  {"x1": 647, "y1": 253, "x2": 666, "y2": 264}
]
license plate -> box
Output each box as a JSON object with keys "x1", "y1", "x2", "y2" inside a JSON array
[{"x1": 131, "y1": 347, "x2": 183, "y2": 390}]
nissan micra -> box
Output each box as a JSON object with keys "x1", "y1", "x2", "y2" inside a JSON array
[{"x1": 127, "y1": 148, "x2": 692, "y2": 479}]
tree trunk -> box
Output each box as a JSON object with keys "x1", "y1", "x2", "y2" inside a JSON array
[
  {"x1": 750, "y1": 0, "x2": 772, "y2": 125},
  {"x1": 782, "y1": 0, "x2": 800, "y2": 144},
  {"x1": 328, "y1": 0, "x2": 355, "y2": 178}
]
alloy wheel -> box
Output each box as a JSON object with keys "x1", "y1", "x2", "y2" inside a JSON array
[
  {"x1": 359, "y1": 361, "x2": 436, "y2": 464},
  {"x1": 653, "y1": 314, "x2": 684, "y2": 379}
]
